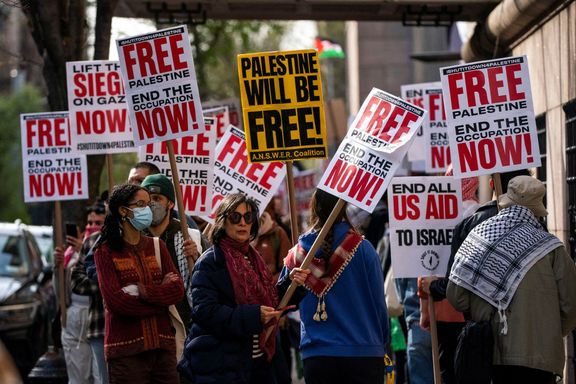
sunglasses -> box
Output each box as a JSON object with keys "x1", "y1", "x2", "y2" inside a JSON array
[{"x1": 227, "y1": 211, "x2": 256, "y2": 225}]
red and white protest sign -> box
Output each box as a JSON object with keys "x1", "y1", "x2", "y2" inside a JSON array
[
  {"x1": 440, "y1": 56, "x2": 540, "y2": 178},
  {"x1": 203, "y1": 126, "x2": 286, "y2": 223},
  {"x1": 138, "y1": 117, "x2": 216, "y2": 216},
  {"x1": 203, "y1": 98, "x2": 242, "y2": 129},
  {"x1": 66, "y1": 60, "x2": 135, "y2": 154},
  {"x1": 203, "y1": 106, "x2": 230, "y2": 141},
  {"x1": 348, "y1": 88, "x2": 426, "y2": 153},
  {"x1": 318, "y1": 89, "x2": 426, "y2": 213},
  {"x1": 388, "y1": 176, "x2": 462, "y2": 278},
  {"x1": 401, "y1": 83, "x2": 427, "y2": 163},
  {"x1": 21, "y1": 112, "x2": 88, "y2": 202},
  {"x1": 116, "y1": 25, "x2": 205, "y2": 146},
  {"x1": 294, "y1": 168, "x2": 320, "y2": 225}
]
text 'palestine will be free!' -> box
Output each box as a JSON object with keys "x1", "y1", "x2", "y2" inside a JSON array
[{"x1": 238, "y1": 50, "x2": 328, "y2": 163}]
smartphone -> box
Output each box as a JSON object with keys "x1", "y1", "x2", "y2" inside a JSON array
[{"x1": 65, "y1": 222, "x2": 77, "y2": 238}]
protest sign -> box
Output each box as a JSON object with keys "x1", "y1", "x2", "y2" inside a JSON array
[
  {"x1": 203, "y1": 106, "x2": 229, "y2": 141},
  {"x1": 348, "y1": 88, "x2": 426, "y2": 154},
  {"x1": 401, "y1": 83, "x2": 427, "y2": 162},
  {"x1": 138, "y1": 117, "x2": 216, "y2": 216},
  {"x1": 21, "y1": 112, "x2": 88, "y2": 202},
  {"x1": 203, "y1": 98, "x2": 242, "y2": 129},
  {"x1": 66, "y1": 60, "x2": 135, "y2": 154},
  {"x1": 205, "y1": 126, "x2": 286, "y2": 223},
  {"x1": 237, "y1": 49, "x2": 327, "y2": 162},
  {"x1": 117, "y1": 25, "x2": 204, "y2": 146},
  {"x1": 440, "y1": 56, "x2": 540, "y2": 177},
  {"x1": 388, "y1": 176, "x2": 462, "y2": 278},
  {"x1": 294, "y1": 168, "x2": 320, "y2": 227},
  {"x1": 318, "y1": 89, "x2": 426, "y2": 213}
]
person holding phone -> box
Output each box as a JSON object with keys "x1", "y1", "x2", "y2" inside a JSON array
[
  {"x1": 178, "y1": 193, "x2": 287, "y2": 384},
  {"x1": 53, "y1": 201, "x2": 106, "y2": 383}
]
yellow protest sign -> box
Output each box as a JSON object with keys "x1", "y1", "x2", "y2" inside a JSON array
[{"x1": 237, "y1": 49, "x2": 328, "y2": 163}]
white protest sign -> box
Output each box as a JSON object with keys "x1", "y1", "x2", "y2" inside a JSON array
[
  {"x1": 116, "y1": 25, "x2": 205, "y2": 146},
  {"x1": 440, "y1": 56, "x2": 540, "y2": 178},
  {"x1": 388, "y1": 176, "x2": 462, "y2": 278},
  {"x1": 347, "y1": 88, "x2": 426, "y2": 153},
  {"x1": 138, "y1": 117, "x2": 216, "y2": 216},
  {"x1": 423, "y1": 85, "x2": 450, "y2": 173},
  {"x1": 318, "y1": 89, "x2": 426, "y2": 212},
  {"x1": 21, "y1": 112, "x2": 88, "y2": 202},
  {"x1": 66, "y1": 60, "x2": 135, "y2": 154},
  {"x1": 401, "y1": 83, "x2": 427, "y2": 162},
  {"x1": 203, "y1": 106, "x2": 230, "y2": 141},
  {"x1": 204, "y1": 125, "x2": 286, "y2": 223},
  {"x1": 203, "y1": 98, "x2": 242, "y2": 129}
]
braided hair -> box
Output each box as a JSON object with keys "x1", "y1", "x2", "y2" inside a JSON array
[
  {"x1": 308, "y1": 189, "x2": 355, "y2": 275},
  {"x1": 100, "y1": 184, "x2": 145, "y2": 251}
]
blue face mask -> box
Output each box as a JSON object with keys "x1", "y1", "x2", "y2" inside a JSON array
[{"x1": 126, "y1": 206, "x2": 153, "y2": 231}]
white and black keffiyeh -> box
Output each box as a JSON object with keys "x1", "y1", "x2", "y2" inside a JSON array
[
  {"x1": 174, "y1": 230, "x2": 193, "y2": 307},
  {"x1": 450, "y1": 205, "x2": 562, "y2": 310}
]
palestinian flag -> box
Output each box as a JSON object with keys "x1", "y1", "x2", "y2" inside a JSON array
[{"x1": 315, "y1": 37, "x2": 345, "y2": 59}]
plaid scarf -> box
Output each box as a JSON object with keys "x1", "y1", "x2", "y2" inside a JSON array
[
  {"x1": 284, "y1": 230, "x2": 363, "y2": 321},
  {"x1": 450, "y1": 205, "x2": 562, "y2": 310},
  {"x1": 219, "y1": 236, "x2": 279, "y2": 360}
]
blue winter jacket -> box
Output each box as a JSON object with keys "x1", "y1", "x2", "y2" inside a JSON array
[
  {"x1": 177, "y1": 245, "x2": 262, "y2": 383},
  {"x1": 278, "y1": 222, "x2": 389, "y2": 360}
]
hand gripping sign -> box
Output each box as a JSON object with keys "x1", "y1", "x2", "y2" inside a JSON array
[
  {"x1": 387, "y1": 176, "x2": 462, "y2": 278},
  {"x1": 440, "y1": 56, "x2": 541, "y2": 178},
  {"x1": 116, "y1": 25, "x2": 205, "y2": 146},
  {"x1": 237, "y1": 49, "x2": 328, "y2": 163},
  {"x1": 66, "y1": 60, "x2": 135, "y2": 154},
  {"x1": 21, "y1": 112, "x2": 88, "y2": 203},
  {"x1": 204, "y1": 125, "x2": 286, "y2": 223},
  {"x1": 318, "y1": 88, "x2": 426, "y2": 213}
]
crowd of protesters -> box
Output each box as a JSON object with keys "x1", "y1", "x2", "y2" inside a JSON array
[{"x1": 47, "y1": 159, "x2": 576, "y2": 384}]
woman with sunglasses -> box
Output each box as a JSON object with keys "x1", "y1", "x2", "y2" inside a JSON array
[
  {"x1": 94, "y1": 184, "x2": 184, "y2": 383},
  {"x1": 178, "y1": 193, "x2": 286, "y2": 384},
  {"x1": 278, "y1": 188, "x2": 389, "y2": 384}
]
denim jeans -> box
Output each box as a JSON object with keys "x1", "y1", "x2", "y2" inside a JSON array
[
  {"x1": 407, "y1": 321, "x2": 433, "y2": 384},
  {"x1": 89, "y1": 337, "x2": 108, "y2": 384}
]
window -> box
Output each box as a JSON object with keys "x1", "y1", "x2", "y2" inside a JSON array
[
  {"x1": 564, "y1": 99, "x2": 576, "y2": 262},
  {"x1": 536, "y1": 114, "x2": 547, "y2": 183}
]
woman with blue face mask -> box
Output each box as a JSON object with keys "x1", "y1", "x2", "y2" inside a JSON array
[{"x1": 94, "y1": 183, "x2": 184, "y2": 383}]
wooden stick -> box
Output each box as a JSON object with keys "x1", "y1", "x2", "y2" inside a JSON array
[
  {"x1": 428, "y1": 297, "x2": 441, "y2": 384},
  {"x1": 264, "y1": 198, "x2": 346, "y2": 342},
  {"x1": 285, "y1": 162, "x2": 299, "y2": 246},
  {"x1": 106, "y1": 154, "x2": 114, "y2": 193},
  {"x1": 167, "y1": 141, "x2": 194, "y2": 274},
  {"x1": 54, "y1": 201, "x2": 66, "y2": 328},
  {"x1": 492, "y1": 173, "x2": 503, "y2": 212}
]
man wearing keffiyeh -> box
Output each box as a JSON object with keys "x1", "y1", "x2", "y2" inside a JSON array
[{"x1": 447, "y1": 176, "x2": 576, "y2": 384}]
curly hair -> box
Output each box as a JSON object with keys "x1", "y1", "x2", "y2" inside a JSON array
[
  {"x1": 209, "y1": 193, "x2": 260, "y2": 245},
  {"x1": 308, "y1": 189, "x2": 355, "y2": 275},
  {"x1": 100, "y1": 184, "x2": 147, "y2": 251}
]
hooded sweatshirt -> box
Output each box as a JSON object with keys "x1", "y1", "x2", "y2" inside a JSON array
[{"x1": 279, "y1": 222, "x2": 388, "y2": 359}]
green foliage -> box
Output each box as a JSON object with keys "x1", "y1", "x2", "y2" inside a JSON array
[
  {"x1": 189, "y1": 20, "x2": 289, "y2": 100},
  {"x1": 98, "y1": 152, "x2": 138, "y2": 193},
  {"x1": 0, "y1": 85, "x2": 46, "y2": 222}
]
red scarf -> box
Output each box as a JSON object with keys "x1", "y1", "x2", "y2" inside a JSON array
[{"x1": 219, "y1": 236, "x2": 279, "y2": 360}]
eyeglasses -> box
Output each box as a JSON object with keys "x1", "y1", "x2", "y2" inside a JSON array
[
  {"x1": 227, "y1": 211, "x2": 256, "y2": 225},
  {"x1": 127, "y1": 200, "x2": 150, "y2": 208}
]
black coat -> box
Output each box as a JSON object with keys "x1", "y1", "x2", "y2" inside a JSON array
[{"x1": 177, "y1": 245, "x2": 262, "y2": 383}]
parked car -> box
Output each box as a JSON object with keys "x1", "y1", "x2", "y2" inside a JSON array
[
  {"x1": 0, "y1": 221, "x2": 54, "y2": 378},
  {"x1": 26, "y1": 225, "x2": 54, "y2": 264}
]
